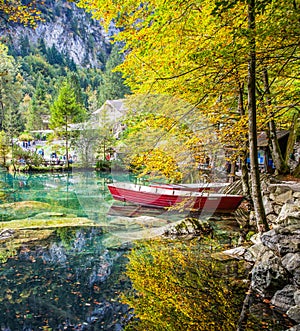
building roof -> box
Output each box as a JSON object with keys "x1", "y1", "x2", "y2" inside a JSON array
[
  {"x1": 92, "y1": 99, "x2": 127, "y2": 118},
  {"x1": 257, "y1": 130, "x2": 290, "y2": 147}
]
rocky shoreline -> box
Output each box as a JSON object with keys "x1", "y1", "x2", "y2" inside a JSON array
[{"x1": 223, "y1": 177, "x2": 300, "y2": 330}]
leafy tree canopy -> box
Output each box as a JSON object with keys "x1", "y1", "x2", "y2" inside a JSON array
[
  {"x1": 0, "y1": 43, "x2": 23, "y2": 131},
  {"x1": 0, "y1": 0, "x2": 43, "y2": 27},
  {"x1": 118, "y1": 95, "x2": 224, "y2": 183},
  {"x1": 77, "y1": 0, "x2": 299, "y2": 172}
]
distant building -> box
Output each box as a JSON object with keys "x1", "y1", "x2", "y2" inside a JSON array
[
  {"x1": 256, "y1": 130, "x2": 290, "y2": 172},
  {"x1": 91, "y1": 99, "x2": 127, "y2": 138}
]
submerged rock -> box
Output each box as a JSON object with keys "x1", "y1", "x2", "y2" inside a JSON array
[
  {"x1": 0, "y1": 228, "x2": 15, "y2": 240},
  {"x1": 0, "y1": 200, "x2": 56, "y2": 221}
]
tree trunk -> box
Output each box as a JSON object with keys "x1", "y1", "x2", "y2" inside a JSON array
[
  {"x1": 229, "y1": 161, "x2": 236, "y2": 182},
  {"x1": 268, "y1": 119, "x2": 289, "y2": 174},
  {"x1": 103, "y1": 138, "x2": 106, "y2": 160},
  {"x1": 65, "y1": 120, "x2": 69, "y2": 168},
  {"x1": 286, "y1": 110, "x2": 299, "y2": 163},
  {"x1": 236, "y1": 286, "x2": 253, "y2": 331},
  {"x1": 240, "y1": 154, "x2": 251, "y2": 198},
  {"x1": 263, "y1": 68, "x2": 289, "y2": 175},
  {"x1": 247, "y1": 0, "x2": 269, "y2": 233},
  {"x1": 0, "y1": 98, "x2": 4, "y2": 131},
  {"x1": 238, "y1": 83, "x2": 252, "y2": 199}
]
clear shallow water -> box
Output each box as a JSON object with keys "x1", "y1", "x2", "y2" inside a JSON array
[
  {"x1": 0, "y1": 170, "x2": 135, "y2": 330},
  {"x1": 0, "y1": 170, "x2": 113, "y2": 218},
  {"x1": 0, "y1": 169, "x2": 186, "y2": 330},
  {"x1": 0, "y1": 169, "x2": 296, "y2": 330}
]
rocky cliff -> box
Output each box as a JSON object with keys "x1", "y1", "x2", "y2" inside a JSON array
[{"x1": 1, "y1": 0, "x2": 115, "y2": 68}]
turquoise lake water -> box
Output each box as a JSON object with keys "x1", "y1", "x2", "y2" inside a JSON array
[
  {"x1": 0, "y1": 169, "x2": 295, "y2": 330},
  {"x1": 0, "y1": 169, "x2": 184, "y2": 330}
]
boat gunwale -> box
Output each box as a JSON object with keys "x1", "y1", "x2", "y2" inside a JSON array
[{"x1": 107, "y1": 182, "x2": 243, "y2": 198}]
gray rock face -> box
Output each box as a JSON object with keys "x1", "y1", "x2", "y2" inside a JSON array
[
  {"x1": 261, "y1": 229, "x2": 300, "y2": 256},
  {"x1": 287, "y1": 305, "x2": 300, "y2": 324},
  {"x1": 251, "y1": 250, "x2": 288, "y2": 296},
  {"x1": 274, "y1": 190, "x2": 294, "y2": 204},
  {"x1": 282, "y1": 253, "x2": 300, "y2": 273},
  {"x1": 270, "y1": 285, "x2": 297, "y2": 312},
  {"x1": 262, "y1": 195, "x2": 274, "y2": 215},
  {"x1": 276, "y1": 202, "x2": 300, "y2": 227},
  {"x1": 1, "y1": 0, "x2": 113, "y2": 68}
]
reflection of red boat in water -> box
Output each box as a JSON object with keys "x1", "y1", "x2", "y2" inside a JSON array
[{"x1": 107, "y1": 182, "x2": 244, "y2": 214}]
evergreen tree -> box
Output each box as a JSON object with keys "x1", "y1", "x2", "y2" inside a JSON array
[
  {"x1": 0, "y1": 43, "x2": 23, "y2": 131},
  {"x1": 20, "y1": 35, "x2": 31, "y2": 56},
  {"x1": 3, "y1": 105, "x2": 25, "y2": 145},
  {"x1": 46, "y1": 44, "x2": 64, "y2": 66},
  {"x1": 65, "y1": 55, "x2": 77, "y2": 72},
  {"x1": 68, "y1": 72, "x2": 84, "y2": 106},
  {"x1": 37, "y1": 38, "x2": 47, "y2": 56},
  {"x1": 98, "y1": 44, "x2": 131, "y2": 105},
  {"x1": 0, "y1": 130, "x2": 10, "y2": 167},
  {"x1": 86, "y1": 86, "x2": 99, "y2": 115},
  {"x1": 25, "y1": 75, "x2": 51, "y2": 130},
  {"x1": 50, "y1": 80, "x2": 87, "y2": 167}
]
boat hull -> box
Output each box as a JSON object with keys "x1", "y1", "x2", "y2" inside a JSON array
[{"x1": 107, "y1": 183, "x2": 243, "y2": 214}]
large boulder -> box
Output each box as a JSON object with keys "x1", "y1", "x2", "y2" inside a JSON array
[
  {"x1": 270, "y1": 285, "x2": 297, "y2": 312},
  {"x1": 251, "y1": 249, "x2": 288, "y2": 296},
  {"x1": 261, "y1": 229, "x2": 300, "y2": 257},
  {"x1": 275, "y1": 202, "x2": 300, "y2": 227}
]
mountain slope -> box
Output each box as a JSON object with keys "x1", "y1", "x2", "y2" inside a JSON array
[{"x1": 1, "y1": 0, "x2": 114, "y2": 68}]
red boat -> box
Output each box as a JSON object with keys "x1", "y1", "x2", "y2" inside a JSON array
[
  {"x1": 107, "y1": 182, "x2": 243, "y2": 214},
  {"x1": 149, "y1": 182, "x2": 229, "y2": 192}
]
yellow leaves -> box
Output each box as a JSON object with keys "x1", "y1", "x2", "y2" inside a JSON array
[
  {"x1": 130, "y1": 149, "x2": 182, "y2": 182},
  {"x1": 123, "y1": 238, "x2": 245, "y2": 330},
  {"x1": 78, "y1": 0, "x2": 300, "y2": 171},
  {"x1": 0, "y1": 0, "x2": 43, "y2": 27}
]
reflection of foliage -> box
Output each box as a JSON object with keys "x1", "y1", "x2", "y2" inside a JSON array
[
  {"x1": 13, "y1": 145, "x2": 44, "y2": 168},
  {"x1": 0, "y1": 227, "x2": 127, "y2": 330},
  {"x1": 0, "y1": 244, "x2": 17, "y2": 263},
  {"x1": 123, "y1": 238, "x2": 247, "y2": 330},
  {"x1": 56, "y1": 227, "x2": 77, "y2": 249}
]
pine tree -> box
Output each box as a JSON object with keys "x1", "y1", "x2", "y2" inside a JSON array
[
  {"x1": 37, "y1": 38, "x2": 47, "y2": 56},
  {"x1": 20, "y1": 35, "x2": 31, "y2": 56},
  {"x1": 0, "y1": 130, "x2": 10, "y2": 167},
  {"x1": 50, "y1": 80, "x2": 87, "y2": 167},
  {"x1": 0, "y1": 43, "x2": 23, "y2": 131},
  {"x1": 98, "y1": 44, "x2": 131, "y2": 105}
]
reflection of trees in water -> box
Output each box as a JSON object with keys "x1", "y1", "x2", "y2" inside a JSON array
[
  {"x1": 0, "y1": 227, "x2": 128, "y2": 330},
  {"x1": 0, "y1": 171, "x2": 122, "y2": 220},
  {"x1": 0, "y1": 172, "x2": 101, "y2": 217}
]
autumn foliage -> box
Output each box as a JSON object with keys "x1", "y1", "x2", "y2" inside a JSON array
[
  {"x1": 123, "y1": 238, "x2": 247, "y2": 331},
  {"x1": 0, "y1": 0, "x2": 43, "y2": 27}
]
